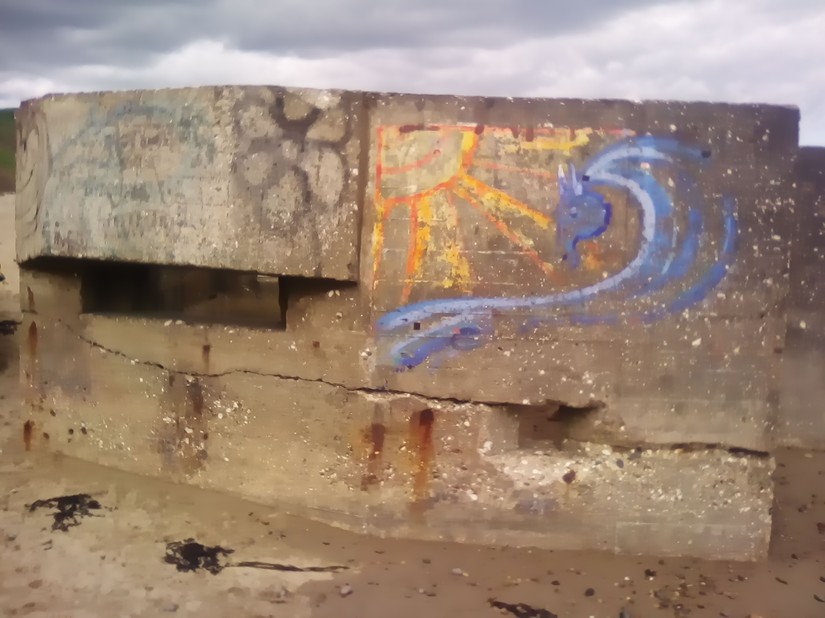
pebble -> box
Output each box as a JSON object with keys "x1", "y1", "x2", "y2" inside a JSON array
[
  {"x1": 158, "y1": 601, "x2": 179, "y2": 613},
  {"x1": 451, "y1": 567, "x2": 467, "y2": 577},
  {"x1": 268, "y1": 586, "x2": 290, "y2": 603},
  {"x1": 338, "y1": 584, "x2": 353, "y2": 597}
]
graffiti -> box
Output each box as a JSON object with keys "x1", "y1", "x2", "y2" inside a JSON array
[
  {"x1": 371, "y1": 125, "x2": 737, "y2": 370},
  {"x1": 26, "y1": 97, "x2": 216, "y2": 258},
  {"x1": 556, "y1": 162, "x2": 612, "y2": 268},
  {"x1": 24, "y1": 87, "x2": 359, "y2": 279},
  {"x1": 229, "y1": 87, "x2": 355, "y2": 277}
]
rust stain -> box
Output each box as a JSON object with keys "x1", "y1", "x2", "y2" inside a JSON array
[
  {"x1": 27, "y1": 321, "x2": 38, "y2": 357},
  {"x1": 360, "y1": 422, "x2": 387, "y2": 490},
  {"x1": 25, "y1": 321, "x2": 41, "y2": 408},
  {"x1": 23, "y1": 420, "x2": 34, "y2": 451},
  {"x1": 158, "y1": 374, "x2": 209, "y2": 476},
  {"x1": 187, "y1": 379, "x2": 204, "y2": 419},
  {"x1": 409, "y1": 408, "x2": 436, "y2": 513},
  {"x1": 473, "y1": 123, "x2": 485, "y2": 135},
  {"x1": 183, "y1": 378, "x2": 207, "y2": 473},
  {"x1": 525, "y1": 126, "x2": 535, "y2": 142},
  {"x1": 398, "y1": 124, "x2": 440, "y2": 134},
  {"x1": 509, "y1": 126, "x2": 520, "y2": 138},
  {"x1": 201, "y1": 344, "x2": 211, "y2": 373}
]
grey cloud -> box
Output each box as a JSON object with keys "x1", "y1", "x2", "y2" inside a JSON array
[
  {"x1": 0, "y1": 0, "x2": 668, "y2": 72},
  {"x1": 0, "y1": 0, "x2": 201, "y2": 71},
  {"x1": 219, "y1": 0, "x2": 664, "y2": 53},
  {"x1": 0, "y1": 0, "x2": 822, "y2": 144}
]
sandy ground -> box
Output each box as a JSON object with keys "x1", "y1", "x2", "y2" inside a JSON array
[{"x1": 1, "y1": 192, "x2": 824, "y2": 617}]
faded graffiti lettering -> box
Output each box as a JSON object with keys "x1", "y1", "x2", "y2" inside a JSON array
[{"x1": 371, "y1": 126, "x2": 737, "y2": 369}]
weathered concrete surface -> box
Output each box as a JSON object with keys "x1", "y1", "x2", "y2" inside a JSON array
[
  {"x1": 779, "y1": 147, "x2": 825, "y2": 448},
  {"x1": 16, "y1": 87, "x2": 363, "y2": 280},
  {"x1": 5, "y1": 199, "x2": 818, "y2": 616},
  {"x1": 362, "y1": 95, "x2": 796, "y2": 453},
  {"x1": 0, "y1": 440, "x2": 821, "y2": 617},
  {"x1": 0, "y1": 193, "x2": 20, "y2": 373},
  {"x1": 16, "y1": 90, "x2": 800, "y2": 447},
  {"x1": 13, "y1": 89, "x2": 804, "y2": 559},
  {"x1": 0, "y1": 194, "x2": 17, "y2": 313},
  {"x1": 16, "y1": 305, "x2": 775, "y2": 559}
]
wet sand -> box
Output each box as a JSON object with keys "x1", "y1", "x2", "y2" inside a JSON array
[
  {"x1": 2, "y1": 406, "x2": 825, "y2": 617},
  {"x1": 1, "y1": 192, "x2": 824, "y2": 617}
]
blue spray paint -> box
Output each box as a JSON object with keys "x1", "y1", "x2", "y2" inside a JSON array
[
  {"x1": 556, "y1": 163, "x2": 612, "y2": 267},
  {"x1": 377, "y1": 135, "x2": 736, "y2": 370}
]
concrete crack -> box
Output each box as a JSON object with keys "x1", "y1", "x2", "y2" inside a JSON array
[
  {"x1": 39, "y1": 321, "x2": 774, "y2": 457},
  {"x1": 65, "y1": 322, "x2": 503, "y2": 408}
]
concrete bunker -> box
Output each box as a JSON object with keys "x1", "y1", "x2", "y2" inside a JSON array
[{"x1": 12, "y1": 85, "x2": 808, "y2": 560}]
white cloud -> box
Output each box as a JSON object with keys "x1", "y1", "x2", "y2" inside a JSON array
[{"x1": 1, "y1": 0, "x2": 823, "y2": 144}]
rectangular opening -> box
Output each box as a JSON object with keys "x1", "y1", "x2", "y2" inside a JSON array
[
  {"x1": 516, "y1": 402, "x2": 605, "y2": 449},
  {"x1": 77, "y1": 259, "x2": 284, "y2": 329}
]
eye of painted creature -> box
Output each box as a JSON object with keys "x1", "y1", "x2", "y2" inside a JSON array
[{"x1": 555, "y1": 163, "x2": 612, "y2": 268}]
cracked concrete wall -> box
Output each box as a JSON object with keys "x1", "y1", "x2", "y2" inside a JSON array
[
  {"x1": 362, "y1": 96, "x2": 797, "y2": 453},
  {"x1": 14, "y1": 288, "x2": 776, "y2": 560},
  {"x1": 16, "y1": 89, "x2": 800, "y2": 448},
  {"x1": 779, "y1": 147, "x2": 825, "y2": 448},
  {"x1": 12, "y1": 87, "x2": 804, "y2": 559},
  {"x1": 15, "y1": 87, "x2": 363, "y2": 280}
]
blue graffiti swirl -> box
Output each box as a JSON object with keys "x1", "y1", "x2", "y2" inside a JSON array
[
  {"x1": 556, "y1": 162, "x2": 612, "y2": 268},
  {"x1": 378, "y1": 135, "x2": 737, "y2": 369}
]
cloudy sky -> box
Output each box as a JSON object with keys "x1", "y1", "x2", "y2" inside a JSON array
[{"x1": 0, "y1": 0, "x2": 823, "y2": 145}]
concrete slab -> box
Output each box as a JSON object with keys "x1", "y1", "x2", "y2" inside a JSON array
[{"x1": 15, "y1": 88, "x2": 363, "y2": 280}]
